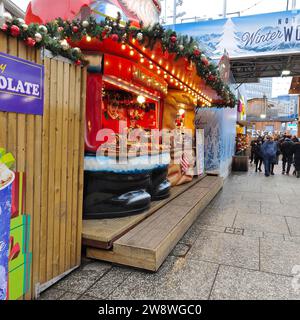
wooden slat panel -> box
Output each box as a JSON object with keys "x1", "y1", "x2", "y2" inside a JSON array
[
  {"x1": 1, "y1": 39, "x2": 86, "y2": 298},
  {"x1": 70, "y1": 67, "x2": 81, "y2": 267},
  {"x1": 76, "y1": 67, "x2": 87, "y2": 265},
  {"x1": 39, "y1": 57, "x2": 51, "y2": 283},
  {"x1": 59, "y1": 62, "x2": 70, "y2": 274},
  {"x1": 32, "y1": 49, "x2": 43, "y2": 292},
  {"x1": 46, "y1": 59, "x2": 58, "y2": 280},
  {"x1": 65, "y1": 65, "x2": 76, "y2": 271},
  {"x1": 53, "y1": 60, "x2": 64, "y2": 278}
]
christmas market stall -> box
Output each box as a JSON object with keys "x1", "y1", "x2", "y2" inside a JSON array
[{"x1": 9, "y1": 0, "x2": 236, "y2": 284}]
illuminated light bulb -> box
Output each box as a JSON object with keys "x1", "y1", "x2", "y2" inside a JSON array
[
  {"x1": 159, "y1": 59, "x2": 162, "y2": 64},
  {"x1": 137, "y1": 95, "x2": 146, "y2": 104},
  {"x1": 150, "y1": 64, "x2": 154, "y2": 69},
  {"x1": 170, "y1": 78, "x2": 174, "y2": 83},
  {"x1": 157, "y1": 70, "x2": 161, "y2": 74},
  {"x1": 105, "y1": 61, "x2": 109, "y2": 66},
  {"x1": 130, "y1": 50, "x2": 134, "y2": 56},
  {"x1": 140, "y1": 58, "x2": 145, "y2": 63},
  {"x1": 172, "y1": 69, "x2": 175, "y2": 74},
  {"x1": 175, "y1": 82, "x2": 179, "y2": 86},
  {"x1": 132, "y1": 38, "x2": 136, "y2": 43},
  {"x1": 151, "y1": 54, "x2": 155, "y2": 59},
  {"x1": 142, "y1": 47, "x2": 146, "y2": 51},
  {"x1": 164, "y1": 74, "x2": 168, "y2": 79},
  {"x1": 86, "y1": 35, "x2": 92, "y2": 42},
  {"x1": 121, "y1": 44, "x2": 126, "y2": 50},
  {"x1": 166, "y1": 65, "x2": 169, "y2": 70}
]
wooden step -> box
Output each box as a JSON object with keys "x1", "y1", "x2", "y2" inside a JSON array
[
  {"x1": 86, "y1": 176, "x2": 223, "y2": 271},
  {"x1": 82, "y1": 175, "x2": 206, "y2": 249}
]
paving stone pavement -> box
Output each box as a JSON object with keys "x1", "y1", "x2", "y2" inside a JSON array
[{"x1": 39, "y1": 164, "x2": 300, "y2": 300}]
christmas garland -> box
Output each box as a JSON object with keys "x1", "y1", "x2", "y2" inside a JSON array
[{"x1": 0, "y1": 12, "x2": 236, "y2": 108}]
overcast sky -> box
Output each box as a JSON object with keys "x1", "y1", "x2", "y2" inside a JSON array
[{"x1": 13, "y1": 0, "x2": 300, "y2": 16}]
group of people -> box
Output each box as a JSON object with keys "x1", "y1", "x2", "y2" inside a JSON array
[{"x1": 250, "y1": 134, "x2": 300, "y2": 178}]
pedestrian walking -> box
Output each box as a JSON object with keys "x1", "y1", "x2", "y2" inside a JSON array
[
  {"x1": 253, "y1": 139, "x2": 263, "y2": 172},
  {"x1": 261, "y1": 136, "x2": 278, "y2": 177},
  {"x1": 293, "y1": 138, "x2": 300, "y2": 178},
  {"x1": 281, "y1": 135, "x2": 294, "y2": 175}
]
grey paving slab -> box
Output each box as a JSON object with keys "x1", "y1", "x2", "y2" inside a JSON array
[
  {"x1": 234, "y1": 213, "x2": 290, "y2": 234},
  {"x1": 53, "y1": 271, "x2": 97, "y2": 294},
  {"x1": 263, "y1": 232, "x2": 285, "y2": 241},
  {"x1": 170, "y1": 243, "x2": 191, "y2": 257},
  {"x1": 110, "y1": 257, "x2": 219, "y2": 300},
  {"x1": 196, "y1": 207, "x2": 237, "y2": 228},
  {"x1": 210, "y1": 265, "x2": 300, "y2": 300},
  {"x1": 87, "y1": 267, "x2": 132, "y2": 299},
  {"x1": 261, "y1": 203, "x2": 300, "y2": 218},
  {"x1": 243, "y1": 229, "x2": 264, "y2": 238},
  {"x1": 187, "y1": 231, "x2": 259, "y2": 270},
  {"x1": 286, "y1": 217, "x2": 300, "y2": 236},
  {"x1": 59, "y1": 292, "x2": 81, "y2": 300},
  {"x1": 260, "y1": 238, "x2": 300, "y2": 276},
  {"x1": 38, "y1": 288, "x2": 65, "y2": 300},
  {"x1": 242, "y1": 192, "x2": 281, "y2": 203},
  {"x1": 284, "y1": 235, "x2": 300, "y2": 244}
]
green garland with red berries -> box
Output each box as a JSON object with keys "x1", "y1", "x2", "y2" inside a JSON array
[{"x1": 0, "y1": 12, "x2": 236, "y2": 108}]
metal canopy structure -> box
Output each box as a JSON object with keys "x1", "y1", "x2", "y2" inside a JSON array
[{"x1": 231, "y1": 53, "x2": 300, "y2": 84}]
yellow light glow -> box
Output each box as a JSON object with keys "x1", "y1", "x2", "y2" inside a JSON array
[
  {"x1": 130, "y1": 50, "x2": 134, "y2": 56},
  {"x1": 140, "y1": 58, "x2": 145, "y2": 63},
  {"x1": 149, "y1": 64, "x2": 154, "y2": 69},
  {"x1": 86, "y1": 35, "x2": 92, "y2": 42},
  {"x1": 121, "y1": 44, "x2": 126, "y2": 50},
  {"x1": 137, "y1": 95, "x2": 146, "y2": 104},
  {"x1": 179, "y1": 109, "x2": 185, "y2": 116}
]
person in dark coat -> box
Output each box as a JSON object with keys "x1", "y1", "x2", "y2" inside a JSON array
[
  {"x1": 261, "y1": 136, "x2": 278, "y2": 177},
  {"x1": 281, "y1": 135, "x2": 295, "y2": 175},
  {"x1": 250, "y1": 140, "x2": 256, "y2": 164},
  {"x1": 293, "y1": 139, "x2": 300, "y2": 178},
  {"x1": 253, "y1": 140, "x2": 263, "y2": 172}
]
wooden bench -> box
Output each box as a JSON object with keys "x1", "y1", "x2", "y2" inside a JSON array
[{"x1": 86, "y1": 176, "x2": 223, "y2": 271}]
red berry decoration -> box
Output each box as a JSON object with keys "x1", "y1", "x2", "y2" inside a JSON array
[
  {"x1": 10, "y1": 25, "x2": 20, "y2": 37},
  {"x1": 1, "y1": 23, "x2": 8, "y2": 32},
  {"x1": 170, "y1": 35, "x2": 177, "y2": 43},
  {"x1": 193, "y1": 49, "x2": 201, "y2": 57},
  {"x1": 58, "y1": 26, "x2": 64, "y2": 32},
  {"x1": 208, "y1": 74, "x2": 216, "y2": 82},
  {"x1": 111, "y1": 34, "x2": 119, "y2": 42},
  {"x1": 75, "y1": 60, "x2": 81, "y2": 66},
  {"x1": 25, "y1": 37, "x2": 36, "y2": 47},
  {"x1": 72, "y1": 26, "x2": 79, "y2": 33}
]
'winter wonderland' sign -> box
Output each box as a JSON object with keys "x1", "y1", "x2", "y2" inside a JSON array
[{"x1": 174, "y1": 10, "x2": 300, "y2": 59}]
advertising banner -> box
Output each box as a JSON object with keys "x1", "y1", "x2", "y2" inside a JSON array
[
  {"x1": 0, "y1": 52, "x2": 44, "y2": 115},
  {"x1": 0, "y1": 172, "x2": 15, "y2": 300},
  {"x1": 174, "y1": 10, "x2": 300, "y2": 59},
  {"x1": 196, "y1": 129, "x2": 205, "y2": 176}
]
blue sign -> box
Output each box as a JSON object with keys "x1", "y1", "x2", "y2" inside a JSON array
[
  {"x1": 174, "y1": 10, "x2": 300, "y2": 59},
  {"x1": 0, "y1": 53, "x2": 44, "y2": 115}
]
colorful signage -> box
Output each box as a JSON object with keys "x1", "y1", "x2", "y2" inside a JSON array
[
  {"x1": 174, "y1": 10, "x2": 300, "y2": 59},
  {"x1": 0, "y1": 53, "x2": 44, "y2": 115}
]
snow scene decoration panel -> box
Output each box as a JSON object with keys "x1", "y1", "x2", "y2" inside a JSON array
[{"x1": 174, "y1": 10, "x2": 300, "y2": 59}]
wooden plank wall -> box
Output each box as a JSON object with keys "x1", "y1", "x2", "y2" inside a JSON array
[{"x1": 0, "y1": 33, "x2": 87, "y2": 299}]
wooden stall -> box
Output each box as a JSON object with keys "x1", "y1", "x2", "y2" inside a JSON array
[{"x1": 0, "y1": 33, "x2": 87, "y2": 299}]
